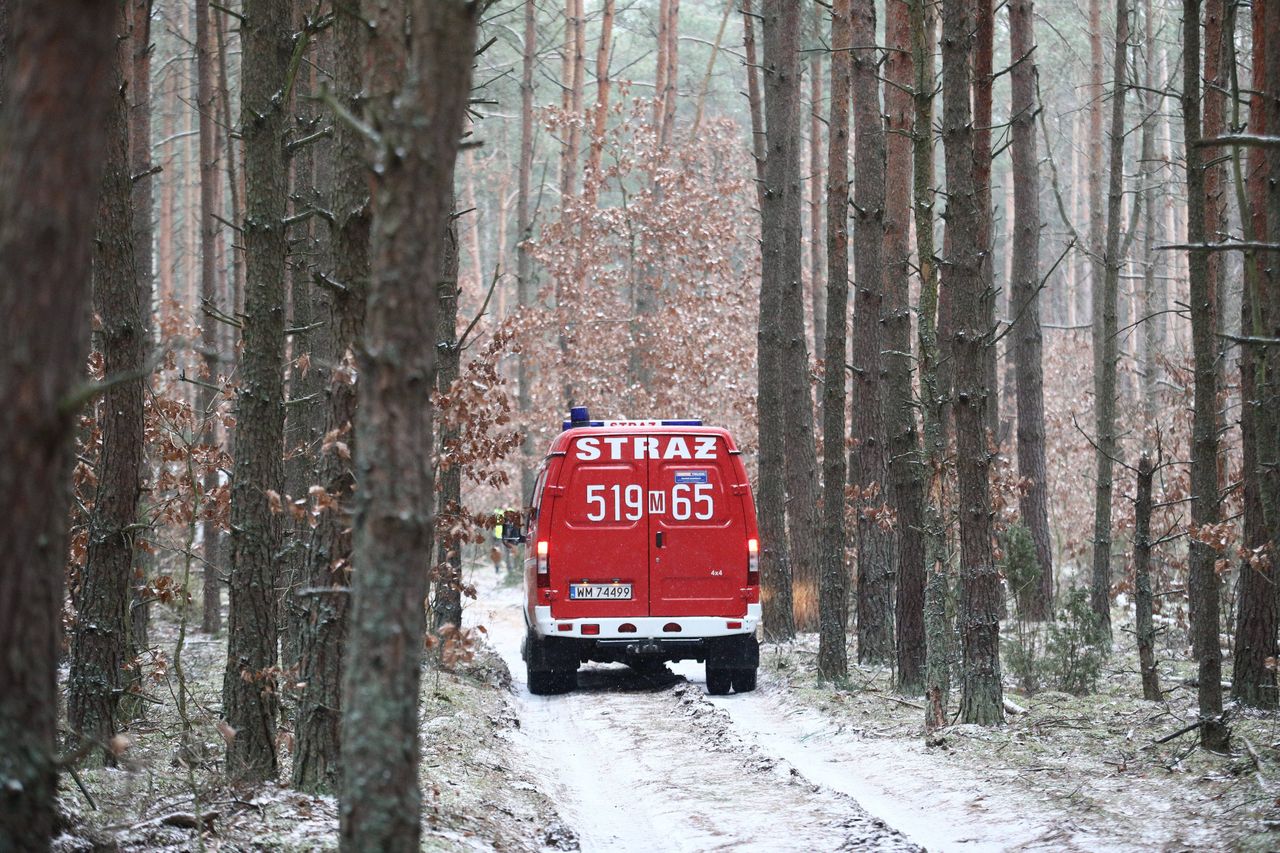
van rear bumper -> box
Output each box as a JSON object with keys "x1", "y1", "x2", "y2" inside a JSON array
[{"x1": 533, "y1": 603, "x2": 761, "y2": 640}]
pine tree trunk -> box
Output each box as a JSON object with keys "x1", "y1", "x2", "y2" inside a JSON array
[
  {"x1": 885, "y1": 0, "x2": 925, "y2": 691},
  {"x1": 126, "y1": 0, "x2": 155, "y2": 655},
  {"x1": 743, "y1": 0, "x2": 766, "y2": 210},
  {"x1": 912, "y1": 0, "x2": 950, "y2": 728},
  {"x1": 1009, "y1": 0, "x2": 1053, "y2": 620},
  {"x1": 973, "y1": 0, "x2": 998, "y2": 438},
  {"x1": 818, "y1": 0, "x2": 852, "y2": 680},
  {"x1": 659, "y1": 0, "x2": 679, "y2": 148},
  {"x1": 1089, "y1": 0, "x2": 1130, "y2": 639},
  {"x1": 292, "y1": 2, "x2": 370, "y2": 792},
  {"x1": 1182, "y1": 0, "x2": 1229, "y2": 752},
  {"x1": 1133, "y1": 453, "x2": 1161, "y2": 701},
  {"x1": 1259, "y1": 0, "x2": 1280, "y2": 724},
  {"x1": 585, "y1": 0, "x2": 614, "y2": 201},
  {"x1": 1233, "y1": 0, "x2": 1278, "y2": 710},
  {"x1": 281, "y1": 19, "x2": 329, "y2": 689},
  {"x1": 517, "y1": 0, "x2": 537, "y2": 505},
  {"x1": 196, "y1": 0, "x2": 223, "y2": 637},
  {"x1": 941, "y1": 0, "x2": 1003, "y2": 726},
  {"x1": 338, "y1": 3, "x2": 478, "y2": 848},
  {"x1": 69, "y1": 22, "x2": 144, "y2": 767},
  {"x1": 0, "y1": 1, "x2": 118, "y2": 844},
  {"x1": 850, "y1": 0, "x2": 893, "y2": 664},
  {"x1": 809, "y1": 38, "x2": 826, "y2": 361},
  {"x1": 431, "y1": 210, "x2": 464, "y2": 640},
  {"x1": 756, "y1": 0, "x2": 801, "y2": 641},
  {"x1": 1139, "y1": 0, "x2": 1160, "y2": 429},
  {"x1": 1085, "y1": 0, "x2": 1103, "y2": 326},
  {"x1": 223, "y1": 0, "x2": 293, "y2": 784}
]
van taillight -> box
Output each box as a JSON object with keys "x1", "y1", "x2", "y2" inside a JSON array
[
  {"x1": 747, "y1": 537, "x2": 759, "y2": 587},
  {"x1": 536, "y1": 540, "x2": 550, "y2": 588}
]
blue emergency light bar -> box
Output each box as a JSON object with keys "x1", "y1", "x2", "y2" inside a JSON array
[{"x1": 562, "y1": 406, "x2": 702, "y2": 430}]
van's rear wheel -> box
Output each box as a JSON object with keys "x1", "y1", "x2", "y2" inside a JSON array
[
  {"x1": 528, "y1": 667, "x2": 576, "y2": 695},
  {"x1": 731, "y1": 667, "x2": 757, "y2": 693},
  {"x1": 706, "y1": 667, "x2": 732, "y2": 696}
]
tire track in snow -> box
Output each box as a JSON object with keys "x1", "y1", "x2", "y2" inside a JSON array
[{"x1": 470, "y1": 574, "x2": 918, "y2": 853}]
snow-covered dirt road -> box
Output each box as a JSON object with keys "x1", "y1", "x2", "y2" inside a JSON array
[{"x1": 468, "y1": 572, "x2": 916, "y2": 853}]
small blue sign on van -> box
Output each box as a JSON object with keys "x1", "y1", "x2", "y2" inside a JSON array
[{"x1": 675, "y1": 471, "x2": 709, "y2": 484}]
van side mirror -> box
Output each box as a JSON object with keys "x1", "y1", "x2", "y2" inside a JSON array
[{"x1": 501, "y1": 510, "x2": 526, "y2": 545}]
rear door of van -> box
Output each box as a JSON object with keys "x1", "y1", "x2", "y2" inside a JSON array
[
  {"x1": 647, "y1": 433, "x2": 749, "y2": 618},
  {"x1": 546, "y1": 436, "x2": 650, "y2": 619}
]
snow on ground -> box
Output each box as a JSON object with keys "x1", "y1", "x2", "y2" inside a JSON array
[
  {"x1": 467, "y1": 567, "x2": 915, "y2": 852},
  {"x1": 468, "y1": 563, "x2": 1279, "y2": 852}
]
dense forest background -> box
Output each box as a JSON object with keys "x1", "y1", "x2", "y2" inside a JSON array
[{"x1": 1, "y1": 0, "x2": 1279, "y2": 849}]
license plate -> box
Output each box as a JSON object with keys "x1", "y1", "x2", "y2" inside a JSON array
[{"x1": 569, "y1": 583, "x2": 633, "y2": 600}]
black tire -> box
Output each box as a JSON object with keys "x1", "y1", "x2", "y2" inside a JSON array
[
  {"x1": 554, "y1": 668, "x2": 578, "y2": 693},
  {"x1": 706, "y1": 667, "x2": 732, "y2": 696},
  {"x1": 731, "y1": 667, "x2": 757, "y2": 693},
  {"x1": 528, "y1": 668, "x2": 558, "y2": 695}
]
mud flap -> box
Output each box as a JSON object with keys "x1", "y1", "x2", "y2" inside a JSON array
[
  {"x1": 704, "y1": 634, "x2": 759, "y2": 670},
  {"x1": 524, "y1": 629, "x2": 580, "y2": 671}
]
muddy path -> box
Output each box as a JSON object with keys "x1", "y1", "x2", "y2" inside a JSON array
[{"x1": 469, "y1": 574, "x2": 916, "y2": 853}]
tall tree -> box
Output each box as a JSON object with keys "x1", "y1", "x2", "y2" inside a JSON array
[
  {"x1": 818, "y1": 0, "x2": 852, "y2": 680},
  {"x1": 808, "y1": 10, "x2": 825, "y2": 359},
  {"x1": 69, "y1": 13, "x2": 144, "y2": 767},
  {"x1": 1009, "y1": 0, "x2": 1053, "y2": 619},
  {"x1": 885, "y1": 0, "x2": 925, "y2": 691},
  {"x1": 1089, "y1": 0, "x2": 1131, "y2": 637},
  {"x1": 742, "y1": 0, "x2": 766, "y2": 210},
  {"x1": 1233, "y1": 0, "x2": 1278, "y2": 709},
  {"x1": 1086, "y1": 0, "x2": 1103, "y2": 325},
  {"x1": 756, "y1": 0, "x2": 801, "y2": 640},
  {"x1": 941, "y1": 0, "x2": 1003, "y2": 725},
  {"x1": 516, "y1": 0, "x2": 537, "y2": 504},
  {"x1": 431, "y1": 209, "x2": 463, "y2": 640},
  {"x1": 293, "y1": 0, "x2": 371, "y2": 792},
  {"x1": 0, "y1": 0, "x2": 118, "y2": 844},
  {"x1": 973, "y1": 0, "x2": 998, "y2": 436},
  {"x1": 222, "y1": 0, "x2": 292, "y2": 783},
  {"x1": 338, "y1": 1, "x2": 479, "y2": 848},
  {"x1": 196, "y1": 0, "x2": 223, "y2": 636},
  {"x1": 850, "y1": 0, "x2": 893, "y2": 665},
  {"x1": 1182, "y1": 0, "x2": 1229, "y2": 752},
  {"x1": 911, "y1": 0, "x2": 950, "y2": 727}
]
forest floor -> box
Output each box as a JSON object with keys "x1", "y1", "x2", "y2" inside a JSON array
[
  {"x1": 54, "y1": 562, "x2": 1280, "y2": 851},
  {"x1": 54, "y1": 589, "x2": 574, "y2": 852}
]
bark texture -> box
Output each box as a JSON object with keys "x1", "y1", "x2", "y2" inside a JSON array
[
  {"x1": 756, "y1": 0, "x2": 801, "y2": 640},
  {"x1": 0, "y1": 1, "x2": 117, "y2": 845},
  {"x1": 1182, "y1": 0, "x2": 1229, "y2": 752},
  {"x1": 517, "y1": 0, "x2": 537, "y2": 504},
  {"x1": 1009, "y1": 0, "x2": 1053, "y2": 619},
  {"x1": 432, "y1": 210, "x2": 464, "y2": 640},
  {"x1": 884, "y1": 0, "x2": 925, "y2": 691},
  {"x1": 941, "y1": 0, "x2": 1003, "y2": 726},
  {"x1": 223, "y1": 0, "x2": 292, "y2": 783},
  {"x1": 1134, "y1": 454, "x2": 1160, "y2": 701},
  {"x1": 818, "y1": 0, "x2": 852, "y2": 680},
  {"x1": 1089, "y1": 0, "x2": 1130, "y2": 638},
  {"x1": 196, "y1": 0, "x2": 223, "y2": 636},
  {"x1": 337, "y1": 3, "x2": 478, "y2": 849},
  {"x1": 69, "y1": 26, "x2": 144, "y2": 767},
  {"x1": 911, "y1": 0, "x2": 950, "y2": 727},
  {"x1": 1233, "y1": 0, "x2": 1279, "y2": 712},
  {"x1": 850, "y1": 0, "x2": 893, "y2": 665},
  {"x1": 293, "y1": 2, "x2": 370, "y2": 793}
]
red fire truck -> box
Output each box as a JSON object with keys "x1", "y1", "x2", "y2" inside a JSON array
[{"x1": 508, "y1": 408, "x2": 761, "y2": 696}]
